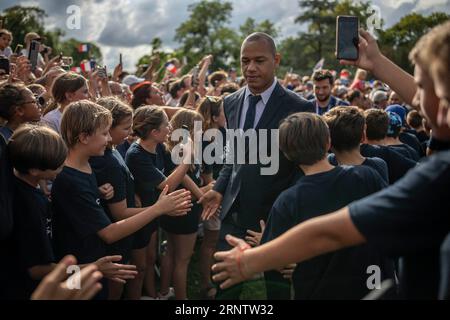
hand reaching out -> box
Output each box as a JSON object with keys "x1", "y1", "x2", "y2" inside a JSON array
[{"x1": 245, "y1": 220, "x2": 266, "y2": 247}]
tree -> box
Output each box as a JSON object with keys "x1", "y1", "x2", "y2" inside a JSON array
[
  {"x1": 57, "y1": 38, "x2": 103, "y2": 68},
  {"x1": 379, "y1": 12, "x2": 450, "y2": 73},
  {"x1": 174, "y1": 0, "x2": 238, "y2": 71},
  {"x1": 279, "y1": 0, "x2": 377, "y2": 75}
]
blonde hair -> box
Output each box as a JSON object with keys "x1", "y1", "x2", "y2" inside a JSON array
[
  {"x1": 97, "y1": 96, "x2": 133, "y2": 128},
  {"x1": 132, "y1": 105, "x2": 167, "y2": 140},
  {"x1": 167, "y1": 109, "x2": 203, "y2": 152},
  {"x1": 196, "y1": 96, "x2": 223, "y2": 131},
  {"x1": 60, "y1": 100, "x2": 112, "y2": 148},
  {"x1": 410, "y1": 21, "x2": 450, "y2": 94},
  {"x1": 355, "y1": 69, "x2": 367, "y2": 81}
]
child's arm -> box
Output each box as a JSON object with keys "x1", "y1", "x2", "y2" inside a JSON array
[
  {"x1": 181, "y1": 175, "x2": 203, "y2": 201},
  {"x1": 339, "y1": 29, "x2": 416, "y2": 106},
  {"x1": 212, "y1": 207, "x2": 365, "y2": 289},
  {"x1": 97, "y1": 186, "x2": 191, "y2": 244},
  {"x1": 157, "y1": 163, "x2": 191, "y2": 192}
]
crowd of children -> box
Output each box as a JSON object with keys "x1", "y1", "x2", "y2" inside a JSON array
[{"x1": 0, "y1": 20, "x2": 449, "y2": 300}]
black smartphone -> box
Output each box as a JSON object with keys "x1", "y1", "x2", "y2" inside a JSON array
[
  {"x1": 119, "y1": 53, "x2": 123, "y2": 66},
  {"x1": 336, "y1": 16, "x2": 359, "y2": 61},
  {"x1": 0, "y1": 56, "x2": 10, "y2": 75},
  {"x1": 191, "y1": 66, "x2": 199, "y2": 87},
  {"x1": 28, "y1": 40, "x2": 40, "y2": 71}
]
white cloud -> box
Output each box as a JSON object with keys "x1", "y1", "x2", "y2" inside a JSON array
[{"x1": 1, "y1": 0, "x2": 449, "y2": 73}]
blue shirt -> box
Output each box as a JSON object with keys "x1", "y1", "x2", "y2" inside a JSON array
[
  {"x1": 263, "y1": 165, "x2": 389, "y2": 299},
  {"x1": 309, "y1": 96, "x2": 350, "y2": 115}
]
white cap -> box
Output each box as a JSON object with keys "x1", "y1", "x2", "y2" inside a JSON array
[{"x1": 122, "y1": 74, "x2": 145, "y2": 87}]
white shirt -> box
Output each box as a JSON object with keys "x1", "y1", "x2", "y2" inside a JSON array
[
  {"x1": 239, "y1": 78, "x2": 277, "y2": 129},
  {"x1": 42, "y1": 109, "x2": 62, "y2": 133},
  {"x1": 0, "y1": 47, "x2": 12, "y2": 58}
]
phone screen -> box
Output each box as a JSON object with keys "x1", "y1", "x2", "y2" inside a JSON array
[
  {"x1": 0, "y1": 57, "x2": 10, "y2": 75},
  {"x1": 336, "y1": 16, "x2": 359, "y2": 61},
  {"x1": 29, "y1": 40, "x2": 40, "y2": 71}
]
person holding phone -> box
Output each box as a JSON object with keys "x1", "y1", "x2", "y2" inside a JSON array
[
  {"x1": 21, "y1": 33, "x2": 45, "y2": 70},
  {"x1": 0, "y1": 29, "x2": 13, "y2": 58}
]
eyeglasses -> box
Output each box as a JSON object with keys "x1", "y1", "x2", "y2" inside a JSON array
[{"x1": 18, "y1": 99, "x2": 38, "y2": 106}]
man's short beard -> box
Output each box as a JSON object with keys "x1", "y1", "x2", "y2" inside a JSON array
[{"x1": 317, "y1": 94, "x2": 330, "y2": 103}]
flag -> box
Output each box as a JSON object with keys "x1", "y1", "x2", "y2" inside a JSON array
[
  {"x1": 313, "y1": 58, "x2": 325, "y2": 71},
  {"x1": 80, "y1": 60, "x2": 92, "y2": 72},
  {"x1": 71, "y1": 67, "x2": 82, "y2": 73},
  {"x1": 165, "y1": 62, "x2": 177, "y2": 74},
  {"x1": 78, "y1": 43, "x2": 89, "y2": 53}
]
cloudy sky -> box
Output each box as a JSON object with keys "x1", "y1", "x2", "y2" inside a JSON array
[{"x1": 1, "y1": 0, "x2": 449, "y2": 72}]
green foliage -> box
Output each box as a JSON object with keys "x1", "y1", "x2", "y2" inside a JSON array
[
  {"x1": 1, "y1": 5, "x2": 103, "y2": 68},
  {"x1": 378, "y1": 12, "x2": 450, "y2": 73}
]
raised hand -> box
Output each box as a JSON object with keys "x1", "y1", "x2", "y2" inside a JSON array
[
  {"x1": 198, "y1": 189, "x2": 223, "y2": 221},
  {"x1": 156, "y1": 185, "x2": 192, "y2": 216},
  {"x1": 338, "y1": 29, "x2": 383, "y2": 72}
]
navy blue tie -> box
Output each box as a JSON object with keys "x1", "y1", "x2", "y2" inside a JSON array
[{"x1": 243, "y1": 95, "x2": 261, "y2": 130}]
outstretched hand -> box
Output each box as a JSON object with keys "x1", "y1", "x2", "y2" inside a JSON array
[{"x1": 211, "y1": 234, "x2": 252, "y2": 290}]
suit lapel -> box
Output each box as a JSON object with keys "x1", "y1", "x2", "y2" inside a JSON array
[
  {"x1": 233, "y1": 88, "x2": 246, "y2": 129},
  {"x1": 256, "y1": 82, "x2": 285, "y2": 130}
]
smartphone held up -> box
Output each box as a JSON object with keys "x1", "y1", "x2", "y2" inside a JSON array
[{"x1": 336, "y1": 16, "x2": 359, "y2": 61}]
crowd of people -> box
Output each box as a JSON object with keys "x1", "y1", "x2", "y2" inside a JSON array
[{"x1": 0, "y1": 19, "x2": 449, "y2": 300}]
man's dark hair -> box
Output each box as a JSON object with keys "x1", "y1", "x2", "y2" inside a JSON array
[
  {"x1": 324, "y1": 106, "x2": 365, "y2": 152},
  {"x1": 347, "y1": 89, "x2": 362, "y2": 104},
  {"x1": 407, "y1": 110, "x2": 423, "y2": 129},
  {"x1": 242, "y1": 32, "x2": 277, "y2": 57},
  {"x1": 169, "y1": 80, "x2": 182, "y2": 99},
  {"x1": 312, "y1": 70, "x2": 334, "y2": 86},
  {"x1": 279, "y1": 112, "x2": 330, "y2": 166},
  {"x1": 364, "y1": 109, "x2": 389, "y2": 141}
]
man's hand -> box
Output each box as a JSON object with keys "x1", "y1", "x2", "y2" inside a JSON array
[
  {"x1": 98, "y1": 183, "x2": 114, "y2": 200},
  {"x1": 94, "y1": 255, "x2": 137, "y2": 284},
  {"x1": 245, "y1": 220, "x2": 266, "y2": 247},
  {"x1": 198, "y1": 190, "x2": 223, "y2": 221},
  {"x1": 31, "y1": 255, "x2": 103, "y2": 300},
  {"x1": 155, "y1": 185, "x2": 192, "y2": 216},
  {"x1": 212, "y1": 235, "x2": 252, "y2": 289}
]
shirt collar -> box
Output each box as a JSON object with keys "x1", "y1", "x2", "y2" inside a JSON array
[{"x1": 244, "y1": 78, "x2": 277, "y2": 105}]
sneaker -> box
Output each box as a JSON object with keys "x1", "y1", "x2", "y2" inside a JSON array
[{"x1": 158, "y1": 287, "x2": 175, "y2": 300}]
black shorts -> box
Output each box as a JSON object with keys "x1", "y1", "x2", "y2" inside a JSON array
[
  {"x1": 132, "y1": 219, "x2": 159, "y2": 249},
  {"x1": 160, "y1": 204, "x2": 200, "y2": 235},
  {"x1": 107, "y1": 235, "x2": 134, "y2": 263}
]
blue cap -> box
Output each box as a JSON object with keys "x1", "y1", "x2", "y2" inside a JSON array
[
  {"x1": 387, "y1": 111, "x2": 403, "y2": 136},
  {"x1": 386, "y1": 104, "x2": 406, "y2": 126}
]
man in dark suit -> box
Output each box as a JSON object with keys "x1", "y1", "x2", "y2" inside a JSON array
[{"x1": 199, "y1": 32, "x2": 314, "y2": 298}]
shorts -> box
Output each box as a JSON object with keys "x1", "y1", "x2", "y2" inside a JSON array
[
  {"x1": 160, "y1": 204, "x2": 201, "y2": 235},
  {"x1": 132, "y1": 219, "x2": 159, "y2": 250}
]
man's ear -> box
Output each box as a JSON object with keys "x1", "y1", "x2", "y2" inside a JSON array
[
  {"x1": 361, "y1": 124, "x2": 368, "y2": 143},
  {"x1": 78, "y1": 132, "x2": 90, "y2": 145},
  {"x1": 274, "y1": 53, "x2": 281, "y2": 67},
  {"x1": 28, "y1": 168, "x2": 40, "y2": 177}
]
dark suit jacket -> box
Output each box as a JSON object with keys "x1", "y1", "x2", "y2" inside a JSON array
[{"x1": 213, "y1": 82, "x2": 314, "y2": 230}]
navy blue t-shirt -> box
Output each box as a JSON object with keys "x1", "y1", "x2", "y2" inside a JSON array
[
  {"x1": 52, "y1": 166, "x2": 111, "y2": 264},
  {"x1": 400, "y1": 131, "x2": 424, "y2": 157},
  {"x1": 116, "y1": 140, "x2": 132, "y2": 160},
  {"x1": 440, "y1": 233, "x2": 450, "y2": 300},
  {"x1": 126, "y1": 142, "x2": 173, "y2": 207},
  {"x1": 388, "y1": 144, "x2": 420, "y2": 162},
  {"x1": 11, "y1": 177, "x2": 55, "y2": 299},
  {"x1": 360, "y1": 144, "x2": 416, "y2": 184},
  {"x1": 349, "y1": 150, "x2": 450, "y2": 299},
  {"x1": 262, "y1": 166, "x2": 390, "y2": 299},
  {"x1": 202, "y1": 126, "x2": 227, "y2": 180},
  {"x1": 328, "y1": 154, "x2": 389, "y2": 184},
  {"x1": 90, "y1": 148, "x2": 136, "y2": 260}
]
